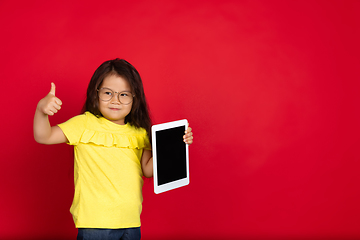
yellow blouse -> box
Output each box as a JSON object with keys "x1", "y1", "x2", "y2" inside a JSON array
[{"x1": 58, "y1": 112, "x2": 151, "y2": 228}]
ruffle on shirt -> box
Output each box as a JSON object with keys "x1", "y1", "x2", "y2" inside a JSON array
[{"x1": 80, "y1": 129, "x2": 149, "y2": 149}]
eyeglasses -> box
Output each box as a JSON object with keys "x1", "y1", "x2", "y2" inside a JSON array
[{"x1": 97, "y1": 88, "x2": 134, "y2": 105}]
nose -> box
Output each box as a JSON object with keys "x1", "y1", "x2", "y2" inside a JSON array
[{"x1": 110, "y1": 94, "x2": 121, "y2": 104}]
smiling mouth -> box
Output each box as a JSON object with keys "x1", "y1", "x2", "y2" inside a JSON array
[{"x1": 109, "y1": 108, "x2": 120, "y2": 111}]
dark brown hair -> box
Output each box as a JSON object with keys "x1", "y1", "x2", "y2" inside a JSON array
[{"x1": 82, "y1": 58, "x2": 152, "y2": 137}]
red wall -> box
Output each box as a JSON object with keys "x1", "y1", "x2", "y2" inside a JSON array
[{"x1": 1, "y1": 1, "x2": 359, "y2": 239}]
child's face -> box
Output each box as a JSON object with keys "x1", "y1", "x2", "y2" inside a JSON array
[{"x1": 98, "y1": 74, "x2": 133, "y2": 125}]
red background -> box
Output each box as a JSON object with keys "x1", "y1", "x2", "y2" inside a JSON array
[{"x1": 1, "y1": 1, "x2": 360, "y2": 239}]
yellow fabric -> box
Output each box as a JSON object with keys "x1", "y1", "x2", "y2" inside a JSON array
[{"x1": 58, "y1": 112, "x2": 151, "y2": 228}]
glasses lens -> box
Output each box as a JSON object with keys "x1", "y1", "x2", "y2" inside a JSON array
[
  {"x1": 119, "y1": 92, "x2": 134, "y2": 105},
  {"x1": 98, "y1": 88, "x2": 113, "y2": 101}
]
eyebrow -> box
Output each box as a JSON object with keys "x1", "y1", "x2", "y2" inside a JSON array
[{"x1": 100, "y1": 87, "x2": 132, "y2": 92}]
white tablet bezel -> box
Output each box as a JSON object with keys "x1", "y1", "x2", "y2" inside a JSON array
[{"x1": 151, "y1": 119, "x2": 189, "y2": 194}]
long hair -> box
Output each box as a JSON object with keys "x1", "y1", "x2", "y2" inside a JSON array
[{"x1": 82, "y1": 59, "x2": 152, "y2": 138}]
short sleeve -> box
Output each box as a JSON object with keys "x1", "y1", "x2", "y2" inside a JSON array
[
  {"x1": 144, "y1": 134, "x2": 151, "y2": 151},
  {"x1": 58, "y1": 114, "x2": 87, "y2": 145}
]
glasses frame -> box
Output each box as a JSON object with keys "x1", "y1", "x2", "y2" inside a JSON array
[{"x1": 97, "y1": 87, "x2": 135, "y2": 105}]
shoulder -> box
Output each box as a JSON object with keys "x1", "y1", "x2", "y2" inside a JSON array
[
  {"x1": 58, "y1": 112, "x2": 100, "y2": 131},
  {"x1": 58, "y1": 112, "x2": 87, "y2": 127},
  {"x1": 124, "y1": 124, "x2": 150, "y2": 149},
  {"x1": 84, "y1": 111, "x2": 102, "y2": 125},
  {"x1": 126, "y1": 124, "x2": 148, "y2": 136}
]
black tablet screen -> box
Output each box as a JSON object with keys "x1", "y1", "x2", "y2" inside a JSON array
[{"x1": 155, "y1": 126, "x2": 187, "y2": 185}]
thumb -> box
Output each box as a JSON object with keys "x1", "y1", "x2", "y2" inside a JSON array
[{"x1": 49, "y1": 82, "x2": 56, "y2": 96}]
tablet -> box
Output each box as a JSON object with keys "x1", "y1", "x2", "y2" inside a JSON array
[{"x1": 152, "y1": 119, "x2": 190, "y2": 194}]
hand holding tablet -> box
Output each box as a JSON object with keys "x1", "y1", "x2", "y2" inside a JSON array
[{"x1": 152, "y1": 119, "x2": 190, "y2": 194}]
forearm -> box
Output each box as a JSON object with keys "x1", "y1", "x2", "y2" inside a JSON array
[
  {"x1": 33, "y1": 82, "x2": 67, "y2": 145},
  {"x1": 33, "y1": 109, "x2": 66, "y2": 144},
  {"x1": 33, "y1": 109, "x2": 52, "y2": 144}
]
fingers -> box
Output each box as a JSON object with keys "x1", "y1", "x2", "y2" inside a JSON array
[
  {"x1": 49, "y1": 82, "x2": 56, "y2": 96},
  {"x1": 54, "y1": 96, "x2": 62, "y2": 106},
  {"x1": 47, "y1": 101, "x2": 62, "y2": 115},
  {"x1": 47, "y1": 82, "x2": 62, "y2": 114},
  {"x1": 183, "y1": 126, "x2": 194, "y2": 145},
  {"x1": 187, "y1": 127, "x2": 192, "y2": 133},
  {"x1": 37, "y1": 82, "x2": 63, "y2": 116},
  {"x1": 49, "y1": 83, "x2": 62, "y2": 105}
]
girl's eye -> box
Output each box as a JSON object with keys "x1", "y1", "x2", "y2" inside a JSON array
[
  {"x1": 120, "y1": 93, "x2": 129, "y2": 97},
  {"x1": 105, "y1": 91, "x2": 112, "y2": 96}
]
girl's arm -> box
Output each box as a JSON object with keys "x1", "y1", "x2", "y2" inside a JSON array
[
  {"x1": 141, "y1": 149, "x2": 153, "y2": 178},
  {"x1": 33, "y1": 83, "x2": 68, "y2": 144},
  {"x1": 141, "y1": 127, "x2": 194, "y2": 178}
]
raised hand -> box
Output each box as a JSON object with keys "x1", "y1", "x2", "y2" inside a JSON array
[{"x1": 37, "y1": 82, "x2": 63, "y2": 116}]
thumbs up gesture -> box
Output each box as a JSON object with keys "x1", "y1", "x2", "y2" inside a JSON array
[{"x1": 36, "y1": 83, "x2": 63, "y2": 116}]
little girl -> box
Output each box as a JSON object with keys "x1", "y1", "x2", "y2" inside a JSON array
[{"x1": 33, "y1": 59, "x2": 193, "y2": 240}]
